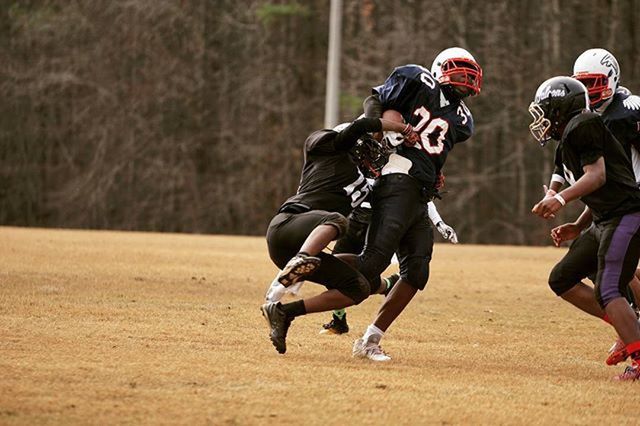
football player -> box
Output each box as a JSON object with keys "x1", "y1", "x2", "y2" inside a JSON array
[
  {"x1": 260, "y1": 116, "x2": 419, "y2": 354},
  {"x1": 529, "y1": 76, "x2": 640, "y2": 381},
  {"x1": 542, "y1": 49, "x2": 640, "y2": 367},
  {"x1": 349, "y1": 47, "x2": 482, "y2": 361}
]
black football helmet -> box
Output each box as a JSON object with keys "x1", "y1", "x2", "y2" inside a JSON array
[
  {"x1": 350, "y1": 135, "x2": 391, "y2": 179},
  {"x1": 528, "y1": 76, "x2": 589, "y2": 146}
]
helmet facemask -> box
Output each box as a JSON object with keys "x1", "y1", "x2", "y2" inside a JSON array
[
  {"x1": 528, "y1": 102, "x2": 552, "y2": 146},
  {"x1": 440, "y1": 57, "x2": 483, "y2": 97},
  {"x1": 573, "y1": 72, "x2": 613, "y2": 109}
]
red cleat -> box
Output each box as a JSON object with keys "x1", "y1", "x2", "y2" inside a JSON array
[{"x1": 606, "y1": 338, "x2": 629, "y2": 366}]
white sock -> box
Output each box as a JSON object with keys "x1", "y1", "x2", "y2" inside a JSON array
[
  {"x1": 362, "y1": 324, "x2": 384, "y2": 344},
  {"x1": 265, "y1": 276, "x2": 287, "y2": 302}
]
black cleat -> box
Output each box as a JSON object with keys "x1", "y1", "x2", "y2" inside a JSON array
[
  {"x1": 320, "y1": 313, "x2": 349, "y2": 335},
  {"x1": 261, "y1": 302, "x2": 292, "y2": 354}
]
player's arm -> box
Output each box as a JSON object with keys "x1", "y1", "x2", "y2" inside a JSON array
[
  {"x1": 373, "y1": 66, "x2": 425, "y2": 113},
  {"x1": 363, "y1": 94, "x2": 383, "y2": 119},
  {"x1": 333, "y1": 117, "x2": 416, "y2": 151},
  {"x1": 550, "y1": 206, "x2": 592, "y2": 247},
  {"x1": 427, "y1": 202, "x2": 458, "y2": 244},
  {"x1": 533, "y1": 157, "x2": 605, "y2": 219},
  {"x1": 533, "y1": 118, "x2": 606, "y2": 219}
]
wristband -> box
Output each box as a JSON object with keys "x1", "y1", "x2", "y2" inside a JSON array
[{"x1": 553, "y1": 193, "x2": 566, "y2": 206}]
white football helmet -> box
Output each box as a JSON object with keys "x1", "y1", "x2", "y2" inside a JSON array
[
  {"x1": 572, "y1": 48, "x2": 620, "y2": 111},
  {"x1": 431, "y1": 47, "x2": 482, "y2": 97}
]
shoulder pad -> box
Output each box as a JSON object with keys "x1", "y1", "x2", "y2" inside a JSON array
[{"x1": 623, "y1": 95, "x2": 640, "y2": 111}]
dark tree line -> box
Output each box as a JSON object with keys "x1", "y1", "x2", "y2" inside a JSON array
[{"x1": 2, "y1": 0, "x2": 640, "y2": 244}]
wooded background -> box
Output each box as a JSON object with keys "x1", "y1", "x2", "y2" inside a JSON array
[{"x1": 2, "y1": 0, "x2": 639, "y2": 244}]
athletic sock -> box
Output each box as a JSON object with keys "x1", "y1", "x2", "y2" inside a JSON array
[
  {"x1": 383, "y1": 273, "x2": 400, "y2": 295},
  {"x1": 362, "y1": 324, "x2": 384, "y2": 343},
  {"x1": 280, "y1": 300, "x2": 306, "y2": 318},
  {"x1": 333, "y1": 308, "x2": 346, "y2": 320}
]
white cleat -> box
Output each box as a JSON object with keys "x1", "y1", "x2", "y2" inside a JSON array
[
  {"x1": 265, "y1": 281, "x2": 287, "y2": 303},
  {"x1": 352, "y1": 337, "x2": 391, "y2": 362}
]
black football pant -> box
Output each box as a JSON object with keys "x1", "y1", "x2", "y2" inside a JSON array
[
  {"x1": 266, "y1": 210, "x2": 370, "y2": 304},
  {"x1": 333, "y1": 206, "x2": 371, "y2": 255},
  {"x1": 549, "y1": 213, "x2": 640, "y2": 308},
  {"x1": 356, "y1": 174, "x2": 433, "y2": 292}
]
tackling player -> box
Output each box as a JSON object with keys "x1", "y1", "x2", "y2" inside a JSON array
[
  {"x1": 260, "y1": 116, "x2": 418, "y2": 354},
  {"x1": 529, "y1": 76, "x2": 640, "y2": 381}
]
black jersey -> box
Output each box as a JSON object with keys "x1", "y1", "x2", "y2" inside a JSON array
[
  {"x1": 556, "y1": 112, "x2": 640, "y2": 222},
  {"x1": 280, "y1": 119, "x2": 381, "y2": 217},
  {"x1": 601, "y1": 91, "x2": 640, "y2": 181},
  {"x1": 373, "y1": 64, "x2": 474, "y2": 189}
]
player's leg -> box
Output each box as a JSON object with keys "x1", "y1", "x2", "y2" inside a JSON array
[
  {"x1": 262, "y1": 252, "x2": 371, "y2": 354},
  {"x1": 593, "y1": 213, "x2": 640, "y2": 380},
  {"x1": 265, "y1": 210, "x2": 347, "y2": 301},
  {"x1": 276, "y1": 218, "x2": 346, "y2": 287},
  {"x1": 353, "y1": 208, "x2": 432, "y2": 361},
  {"x1": 548, "y1": 227, "x2": 601, "y2": 317},
  {"x1": 320, "y1": 208, "x2": 370, "y2": 334},
  {"x1": 355, "y1": 175, "x2": 420, "y2": 290}
]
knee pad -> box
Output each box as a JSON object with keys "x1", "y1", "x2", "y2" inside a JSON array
[
  {"x1": 323, "y1": 212, "x2": 349, "y2": 239},
  {"x1": 548, "y1": 262, "x2": 578, "y2": 296},
  {"x1": 404, "y1": 256, "x2": 430, "y2": 291}
]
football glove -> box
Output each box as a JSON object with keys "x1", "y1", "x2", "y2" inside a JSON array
[{"x1": 436, "y1": 221, "x2": 458, "y2": 244}]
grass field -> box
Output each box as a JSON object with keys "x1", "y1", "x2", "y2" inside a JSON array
[{"x1": 1, "y1": 226, "x2": 640, "y2": 425}]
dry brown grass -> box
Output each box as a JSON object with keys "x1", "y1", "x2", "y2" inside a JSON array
[{"x1": 1, "y1": 226, "x2": 640, "y2": 425}]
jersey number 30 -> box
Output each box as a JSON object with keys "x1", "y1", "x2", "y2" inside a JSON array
[{"x1": 412, "y1": 106, "x2": 449, "y2": 155}]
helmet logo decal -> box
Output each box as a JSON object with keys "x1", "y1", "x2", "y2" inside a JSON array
[
  {"x1": 600, "y1": 54, "x2": 619, "y2": 74},
  {"x1": 538, "y1": 86, "x2": 565, "y2": 100}
]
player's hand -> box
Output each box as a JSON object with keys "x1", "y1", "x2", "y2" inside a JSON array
[
  {"x1": 542, "y1": 185, "x2": 557, "y2": 199},
  {"x1": 532, "y1": 196, "x2": 562, "y2": 219},
  {"x1": 540, "y1": 185, "x2": 557, "y2": 218},
  {"x1": 436, "y1": 221, "x2": 458, "y2": 244},
  {"x1": 550, "y1": 223, "x2": 580, "y2": 246},
  {"x1": 401, "y1": 124, "x2": 421, "y2": 147},
  {"x1": 436, "y1": 172, "x2": 445, "y2": 190}
]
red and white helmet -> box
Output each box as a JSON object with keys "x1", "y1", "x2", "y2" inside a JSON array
[
  {"x1": 431, "y1": 47, "x2": 482, "y2": 97},
  {"x1": 572, "y1": 48, "x2": 620, "y2": 111}
]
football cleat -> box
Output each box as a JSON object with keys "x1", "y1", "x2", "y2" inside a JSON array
[
  {"x1": 613, "y1": 363, "x2": 640, "y2": 381},
  {"x1": 606, "y1": 338, "x2": 629, "y2": 366},
  {"x1": 260, "y1": 302, "x2": 292, "y2": 354},
  {"x1": 277, "y1": 254, "x2": 321, "y2": 287},
  {"x1": 352, "y1": 336, "x2": 391, "y2": 362},
  {"x1": 320, "y1": 313, "x2": 349, "y2": 335}
]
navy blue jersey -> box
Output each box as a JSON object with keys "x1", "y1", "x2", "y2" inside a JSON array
[
  {"x1": 552, "y1": 91, "x2": 640, "y2": 183},
  {"x1": 557, "y1": 112, "x2": 640, "y2": 222},
  {"x1": 373, "y1": 64, "x2": 474, "y2": 189},
  {"x1": 281, "y1": 119, "x2": 381, "y2": 217},
  {"x1": 601, "y1": 91, "x2": 640, "y2": 181}
]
